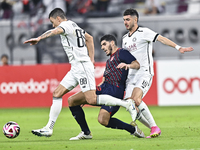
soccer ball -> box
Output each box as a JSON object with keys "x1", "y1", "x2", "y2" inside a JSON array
[{"x1": 3, "y1": 121, "x2": 20, "y2": 139}]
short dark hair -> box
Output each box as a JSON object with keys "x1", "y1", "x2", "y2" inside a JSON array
[
  {"x1": 100, "y1": 34, "x2": 117, "y2": 45},
  {"x1": 49, "y1": 8, "x2": 66, "y2": 19},
  {"x1": 1, "y1": 54, "x2": 8, "y2": 59},
  {"x1": 123, "y1": 8, "x2": 139, "y2": 21}
]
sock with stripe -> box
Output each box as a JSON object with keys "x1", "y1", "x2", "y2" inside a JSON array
[
  {"x1": 136, "y1": 110, "x2": 151, "y2": 129},
  {"x1": 138, "y1": 101, "x2": 156, "y2": 127}
]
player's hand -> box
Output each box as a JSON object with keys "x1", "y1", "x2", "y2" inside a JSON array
[
  {"x1": 24, "y1": 37, "x2": 40, "y2": 45},
  {"x1": 179, "y1": 47, "x2": 194, "y2": 54},
  {"x1": 117, "y1": 63, "x2": 129, "y2": 70}
]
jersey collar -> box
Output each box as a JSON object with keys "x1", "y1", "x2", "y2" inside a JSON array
[
  {"x1": 128, "y1": 26, "x2": 139, "y2": 37},
  {"x1": 110, "y1": 48, "x2": 120, "y2": 57}
]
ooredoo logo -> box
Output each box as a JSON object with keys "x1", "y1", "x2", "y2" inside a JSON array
[
  {"x1": 0, "y1": 78, "x2": 60, "y2": 94},
  {"x1": 163, "y1": 77, "x2": 200, "y2": 94}
]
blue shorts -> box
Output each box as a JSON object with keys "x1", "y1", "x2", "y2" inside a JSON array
[{"x1": 96, "y1": 82, "x2": 125, "y2": 116}]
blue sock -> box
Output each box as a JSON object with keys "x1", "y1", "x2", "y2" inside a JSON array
[
  {"x1": 106, "y1": 118, "x2": 135, "y2": 134},
  {"x1": 69, "y1": 106, "x2": 90, "y2": 135}
]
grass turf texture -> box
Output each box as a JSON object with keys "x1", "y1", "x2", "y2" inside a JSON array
[{"x1": 0, "y1": 106, "x2": 200, "y2": 150}]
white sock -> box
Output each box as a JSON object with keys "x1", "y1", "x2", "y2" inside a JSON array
[
  {"x1": 136, "y1": 110, "x2": 151, "y2": 129},
  {"x1": 46, "y1": 97, "x2": 62, "y2": 129},
  {"x1": 138, "y1": 101, "x2": 156, "y2": 128},
  {"x1": 97, "y1": 94, "x2": 127, "y2": 108}
]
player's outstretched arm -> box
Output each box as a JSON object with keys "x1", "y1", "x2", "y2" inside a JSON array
[
  {"x1": 157, "y1": 35, "x2": 194, "y2": 53},
  {"x1": 117, "y1": 60, "x2": 140, "y2": 70},
  {"x1": 24, "y1": 27, "x2": 64, "y2": 45},
  {"x1": 179, "y1": 47, "x2": 194, "y2": 54},
  {"x1": 23, "y1": 38, "x2": 40, "y2": 45}
]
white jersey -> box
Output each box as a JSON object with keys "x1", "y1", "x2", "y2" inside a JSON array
[
  {"x1": 122, "y1": 27, "x2": 158, "y2": 76},
  {"x1": 59, "y1": 20, "x2": 91, "y2": 63}
]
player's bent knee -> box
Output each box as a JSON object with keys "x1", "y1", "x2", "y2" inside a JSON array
[
  {"x1": 53, "y1": 90, "x2": 62, "y2": 98},
  {"x1": 53, "y1": 92, "x2": 59, "y2": 98},
  {"x1": 98, "y1": 112, "x2": 109, "y2": 126},
  {"x1": 86, "y1": 98, "x2": 96, "y2": 105},
  {"x1": 84, "y1": 90, "x2": 97, "y2": 105},
  {"x1": 68, "y1": 96, "x2": 73, "y2": 106},
  {"x1": 98, "y1": 117, "x2": 108, "y2": 126}
]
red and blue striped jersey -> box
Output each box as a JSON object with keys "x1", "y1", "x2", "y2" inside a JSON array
[{"x1": 103, "y1": 48, "x2": 136, "y2": 88}]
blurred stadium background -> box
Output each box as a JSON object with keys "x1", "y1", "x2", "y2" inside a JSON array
[
  {"x1": 0, "y1": 0, "x2": 199, "y2": 65},
  {"x1": 0, "y1": 0, "x2": 200, "y2": 108}
]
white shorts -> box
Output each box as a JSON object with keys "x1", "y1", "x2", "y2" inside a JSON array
[
  {"x1": 124, "y1": 73, "x2": 153, "y2": 99},
  {"x1": 60, "y1": 61, "x2": 96, "y2": 93}
]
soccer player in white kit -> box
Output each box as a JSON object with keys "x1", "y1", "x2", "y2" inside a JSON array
[
  {"x1": 24, "y1": 8, "x2": 137, "y2": 137},
  {"x1": 122, "y1": 8, "x2": 194, "y2": 138}
]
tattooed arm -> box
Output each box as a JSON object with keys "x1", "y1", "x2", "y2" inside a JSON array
[{"x1": 24, "y1": 27, "x2": 64, "y2": 45}]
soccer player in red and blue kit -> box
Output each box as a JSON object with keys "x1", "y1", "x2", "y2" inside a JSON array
[{"x1": 68, "y1": 34, "x2": 145, "y2": 140}]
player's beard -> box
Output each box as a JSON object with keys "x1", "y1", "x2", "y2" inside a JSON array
[
  {"x1": 128, "y1": 23, "x2": 135, "y2": 32},
  {"x1": 107, "y1": 45, "x2": 112, "y2": 56}
]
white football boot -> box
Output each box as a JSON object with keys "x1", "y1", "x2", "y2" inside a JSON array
[
  {"x1": 32, "y1": 126, "x2": 53, "y2": 137},
  {"x1": 69, "y1": 131, "x2": 92, "y2": 140},
  {"x1": 130, "y1": 121, "x2": 145, "y2": 138},
  {"x1": 126, "y1": 99, "x2": 137, "y2": 121}
]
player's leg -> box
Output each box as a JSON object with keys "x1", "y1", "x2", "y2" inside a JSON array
[
  {"x1": 83, "y1": 90, "x2": 133, "y2": 107},
  {"x1": 135, "y1": 78, "x2": 161, "y2": 138},
  {"x1": 136, "y1": 109, "x2": 151, "y2": 129},
  {"x1": 134, "y1": 91, "x2": 161, "y2": 138},
  {"x1": 98, "y1": 108, "x2": 111, "y2": 126},
  {"x1": 83, "y1": 90, "x2": 137, "y2": 121},
  {"x1": 131, "y1": 87, "x2": 157, "y2": 126},
  {"x1": 68, "y1": 91, "x2": 92, "y2": 140},
  {"x1": 125, "y1": 85, "x2": 151, "y2": 127},
  {"x1": 98, "y1": 106, "x2": 145, "y2": 138},
  {"x1": 68, "y1": 91, "x2": 88, "y2": 106},
  {"x1": 48, "y1": 84, "x2": 70, "y2": 128},
  {"x1": 125, "y1": 75, "x2": 161, "y2": 138},
  {"x1": 32, "y1": 84, "x2": 70, "y2": 137},
  {"x1": 32, "y1": 70, "x2": 77, "y2": 137},
  {"x1": 76, "y1": 61, "x2": 136, "y2": 120}
]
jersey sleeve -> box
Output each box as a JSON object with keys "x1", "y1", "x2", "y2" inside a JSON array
[
  {"x1": 59, "y1": 21, "x2": 72, "y2": 35},
  {"x1": 119, "y1": 49, "x2": 136, "y2": 64},
  {"x1": 143, "y1": 28, "x2": 159, "y2": 42}
]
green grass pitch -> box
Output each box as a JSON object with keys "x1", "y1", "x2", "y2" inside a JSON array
[{"x1": 0, "y1": 106, "x2": 200, "y2": 150}]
